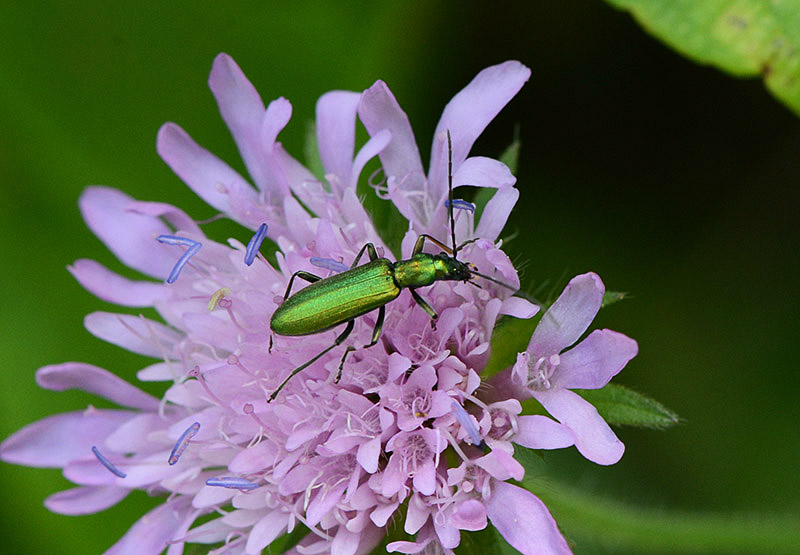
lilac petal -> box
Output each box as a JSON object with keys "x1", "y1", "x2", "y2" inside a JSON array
[
  {"x1": 0, "y1": 409, "x2": 132, "y2": 467},
  {"x1": 105, "y1": 497, "x2": 191, "y2": 555},
  {"x1": 412, "y1": 460, "x2": 437, "y2": 496},
  {"x1": 486, "y1": 481, "x2": 571, "y2": 555},
  {"x1": 228, "y1": 441, "x2": 278, "y2": 474},
  {"x1": 534, "y1": 388, "x2": 624, "y2": 465},
  {"x1": 79, "y1": 186, "x2": 176, "y2": 279},
  {"x1": 555, "y1": 329, "x2": 638, "y2": 390},
  {"x1": 429, "y1": 61, "x2": 531, "y2": 192},
  {"x1": 475, "y1": 449, "x2": 524, "y2": 482},
  {"x1": 156, "y1": 123, "x2": 258, "y2": 220},
  {"x1": 208, "y1": 53, "x2": 276, "y2": 194},
  {"x1": 357, "y1": 436, "x2": 381, "y2": 474},
  {"x1": 529, "y1": 272, "x2": 604, "y2": 357},
  {"x1": 358, "y1": 80, "x2": 424, "y2": 185},
  {"x1": 44, "y1": 485, "x2": 129, "y2": 515},
  {"x1": 515, "y1": 415, "x2": 575, "y2": 450},
  {"x1": 350, "y1": 128, "x2": 391, "y2": 190},
  {"x1": 500, "y1": 296, "x2": 539, "y2": 319},
  {"x1": 450, "y1": 499, "x2": 487, "y2": 531},
  {"x1": 36, "y1": 362, "x2": 159, "y2": 411},
  {"x1": 126, "y1": 200, "x2": 202, "y2": 236},
  {"x1": 84, "y1": 312, "x2": 183, "y2": 357},
  {"x1": 453, "y1": 156, "x2": 516, "y2": 189},
  {"x1": 316, "y1": 90, "x2": 361, "y2": 184},
  {"x1": 68, "y1": 259, "x2": 167, "y2": 307},
  {"x1": 331, "y1": 527, "x2": 360, "y2": 555},
  {"x1": 246, "y1": 511, "x2": 289, "y2": 554},
  {"x1": 475, "y1": 185, "x2": 520, "y2": 243}
]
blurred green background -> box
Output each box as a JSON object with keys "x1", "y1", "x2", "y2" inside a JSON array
[{"x1": 1, "y1": 1, "x2": 798, "y2": 553}]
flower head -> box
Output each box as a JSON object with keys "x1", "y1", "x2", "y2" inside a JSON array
[{"x1": 0, "y1": 53, "x2": 586, "y2": 554}]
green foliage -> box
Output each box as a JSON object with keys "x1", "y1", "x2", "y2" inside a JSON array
[
  {"x1": 606, "y1": 0, "x2": 800, "y2": 116},
  {"x1": 576, "y1": 384, "x2": 680, "y2": 429}
]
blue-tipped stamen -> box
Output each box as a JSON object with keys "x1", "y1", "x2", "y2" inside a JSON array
[
  {"x1": 444, "y1": 199, "x2": 476, "y2": 213},
  {"x1": 91, "y1": 445, "x2": 127, "y2": 478},
  {"x1": 168, "y1": 421, "x2": 201, "y2": 465},
  {"x1": 244, "y1": 223, "x2": 268, "y2": 266},
  {"x1": 310, "y1": 257, "x2": 349, "y2": 273},
  {"x1": 156, "y1": 235, "x2": 202, "y2": 284},
  {"x1": 450, "y1": 401, "x2": 484, "y2": 447},
  {"x1": 205, "y1": 477, "x2": 260, "y2": 490}
]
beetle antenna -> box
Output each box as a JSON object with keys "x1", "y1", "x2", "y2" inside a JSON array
[
  {"x1": 469, "y1": 268, "x2": 519, "y2": 291},
  {"x1": 447, "y1": 130, "x2": 458, "y2": 259}
]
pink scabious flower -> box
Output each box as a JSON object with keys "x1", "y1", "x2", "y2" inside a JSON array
[
  {"x1": 0, "y1": 53, "x2": 589, "y2": 555},
  {"x1": 511, "y1": 272, "x2": 639, "y2": 465}
]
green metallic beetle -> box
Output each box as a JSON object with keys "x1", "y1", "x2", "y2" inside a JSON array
[{"x1": 268, "y1": 131, "x2": 513, "y2": 401}]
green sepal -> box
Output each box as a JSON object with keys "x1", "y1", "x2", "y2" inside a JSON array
[
  {"x1": 498, "y1": 130, "x2": 521, "y2": 175},
  {"x1": 601, "y1": 290, "x2": 628, "y2": 307},
  {"x1": 575, "y1": 384, "x2": 680, "y2": 429}
]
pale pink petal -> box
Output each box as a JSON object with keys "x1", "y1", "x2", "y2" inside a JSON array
[
  {"x1": 228, "y1": 441, "x2": 278, "y2": 474},
  {"x1": 36, "y1": 363, "x2": 159, "y2": 411},
  {"x1": 475, "y1": 185, "x2": 520, "y2": 242},
  {"x1": 358, "y1": 80, "x2": 424, "y2": 184},
  {"x1": 79, "y1": 186, "x2": 175, "y2": 279},
  {"x1": 515, "y1": 415, "x2": 575, "y2": 450},
  {"x1": 555, "y1": 329, "x2": 638, "y2": 390},
  {"x1": 429, "y1": 61, "x2": 531, "y2": 191},
  {"x1": 331, "y1": 526, "x2": 360, "y2": 555},
  {"x1": 156, "y1": 123, "x2": 258, "y2": 220},
  {"x1": 68, "y1": 259, "x2": 168, "y2": 307},
  {"x1": 126, "y1": 200, "x2": 202, "y2": 235},
  {"x1": 105, "y1": 497, "x2": 191, "y2": 555},
  {"x1": 475, "y1": 449, "x2": 524, "y2": 481},
  {"x1": 44, "y1": 485, "x2": 129, "y2": 515},
  {"x1": 316, "y1": 90, "x2": 361, "y2": 184},
  {"x1": 529, "y1": 272, "x2": 604, "y2": 357},
  {"x1": 450, "y1": 499, "x2": 487, "y2": 531},
  {"x1": 208, "y1": 53, "x2": 277, "y2": 194},
  {"x1": 0, "y1": 409, "x2": 133, "y2": 467},
  {"x1": 500, "y1": 296, "x2": 539, "y2": 319},
  {"x1": 357, "y1": 436, "x2": 381, "y2": 473},
  {"x1": 84, "y1": 312, "x2": 183, "y2": 357},
  {"x1": 534, "y1": 388, "x2": 624, "y2": 465},
  {"x1": 453, "y1": 156, "x2": 516, "y2": 189},
  {"x1": 350, "y1": 129, "x2": 391, "y2": 190},
  {"x1": 245, "y1": 511, "x2": 289, "y2": 554},
  {"x1": 486, "y1": 481, "x2": 571, "y2": 555}
]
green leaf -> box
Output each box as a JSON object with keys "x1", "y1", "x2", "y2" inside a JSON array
[
  {"x1": 527, "y1": 476, "x2": 800, "y2": 554},
  {"x1": 303, "y1": 119, "x2": 325, "y2": 181},
  {"x1": 606, "y1": 0, "x2": 800, "y2": 116},
  {"x1": 602, "y1": 290, "x2": 628, "y2": 307},
  {"x1": 576, "y1": 384, "x2": 680, "y2": 429}
]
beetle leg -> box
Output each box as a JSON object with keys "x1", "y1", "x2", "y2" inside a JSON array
[
  {"x1": 350, "y1": 242, "x2": 379, "y2": 268},
  {"x1": 282, "y1": 271, "x2": 322, "y2": 301},
  {"x1": 409, "y1": 288, "x2": 438, "y2": 329},
  {"x1": 334, "y1": 305, "x2": 386, "y2": 383},
  {"x1": 414, "y1": 234, "x2": 454, "y2": 256},
  {"x1": 268, "y1": 320, "x2": 356, "y2": 402}
]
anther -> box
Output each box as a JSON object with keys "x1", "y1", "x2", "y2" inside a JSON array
[
  {"x1": 91, "y1": 445, "x2": 127, "y2": 478},
  {"x1": 310, "y1": 257, "x2": 349, "y2": 273},
  {"x1": 168, "y1": 422, "x2": 201, "y2": 465},
  {"x1": 208, "y1": 287, "x2": 231, "y2": 311},
  {"x1": 156, "y1": 235, "x2": 202, "y2": 284},
  {"x1": 244, "y1": 223, "x2": 268, "y2": 266},
  {"x1": 205, "y1": 477, "x2": 260, "y2": 491}
]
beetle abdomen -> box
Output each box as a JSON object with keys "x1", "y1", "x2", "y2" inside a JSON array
[{"x1": 271, "y1": 259, "x2": 400, "y2": 336}]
